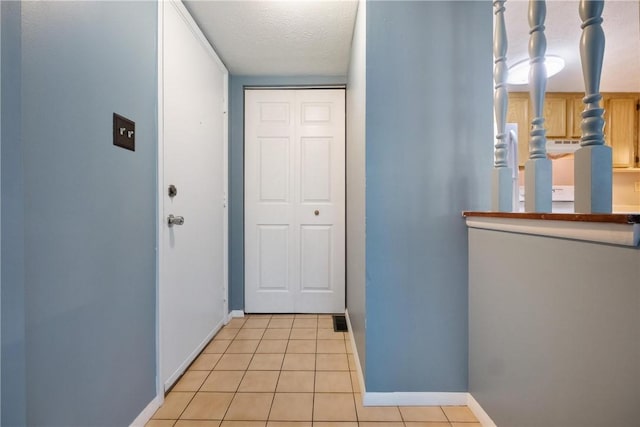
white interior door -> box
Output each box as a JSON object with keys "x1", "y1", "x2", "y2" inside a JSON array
[
  {"x1": 245, "y1": 89, "x2": 345, "y2": 313},
  {"x1": 159, "y1": 1, "x2": 227, "y2": 390}
]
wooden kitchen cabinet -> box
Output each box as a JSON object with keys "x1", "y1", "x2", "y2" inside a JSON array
[
  {"x1": 543, "y1": 96, "x2": 568, "y2": 137},
  {"x1": 507, "y1": 92, "x2": 640, "y2": 168},
  {"x1": 506, "y1": 93, "x2": 530, "y2": 167},
  {"x1": 570, "y1": 95, "x2": 584, "y2": 138},
  {"x1": 605, "y1": 97, "x2": 637, "y2": 168}
]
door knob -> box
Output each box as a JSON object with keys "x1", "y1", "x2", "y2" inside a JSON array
[{"x1": 168, "y1": 214, "x2": 185, "y2": 227}]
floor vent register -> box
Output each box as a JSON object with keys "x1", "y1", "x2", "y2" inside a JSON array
[{"x1": 333, "y1": 315, "x2": 348, "y2": 332}]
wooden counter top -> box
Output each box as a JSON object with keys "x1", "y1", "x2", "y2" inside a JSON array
[{"x1": 462, "y1": 211, "x2": 640, "y2": 224}]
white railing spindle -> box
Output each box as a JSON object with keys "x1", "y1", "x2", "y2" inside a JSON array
[
  {"x1": 492, "y1": 0, "x2": 513, "y2": 212},
  {"x1": 574, "y1": 0, "x2": 611, "y2": 213},
  {"x1": 524, "y1": 0, "x2": 552, "y2": 212}
]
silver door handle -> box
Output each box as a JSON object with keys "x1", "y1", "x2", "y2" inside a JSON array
[{"x1": 168, "y1": 214, "x2": 185, "y2": 227}]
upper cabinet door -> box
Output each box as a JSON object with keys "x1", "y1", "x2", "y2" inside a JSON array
[
  {"x1": 542, "y1": 96, "x2": 568, "y2": 138},
  {"x1": 606, "y1": 97, "x2": 637, "y2": 168},
  {"x1": 570, "y1": 96, "x2": 584, "y2": 138}
]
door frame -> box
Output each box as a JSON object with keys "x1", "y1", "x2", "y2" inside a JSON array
[
  {"x1": 156, "y1": 0, "x2": 229, "y2": 399},
  {"x1": 242, "y1": 86, "x2": 347, "y2": 314}
]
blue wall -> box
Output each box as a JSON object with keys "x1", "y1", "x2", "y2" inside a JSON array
[
  {"x1": 364, "y1": 1, "x2": 492, "y2": 392},
  {"x1": 2, "y1": 1, "x2": 158, "y2": 424},
  {"x1": 228, "y1": 75, "x2": 346, "y2": 311},
  {"x1": 1, "y1": 1, "x2": 26, "y2": 424}
]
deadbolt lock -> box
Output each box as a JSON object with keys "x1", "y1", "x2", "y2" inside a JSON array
[{"x1": 168, "y1": 185, "x2": 177, "y2": 198}]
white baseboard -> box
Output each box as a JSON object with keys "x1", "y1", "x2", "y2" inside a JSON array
[
  {"x1": 344, "y1": 311, "x2": 495, "y2": 425},
  {"x1": 467, "y1": 393, "x2": 497, "y2": 427},
  {"x1": 129, "y1": 394, "x2": 163, "y2": 427},
  {"x1": 163, "y1": 319, "x2": 224, "y2": 390},
  {"x1": 344, "y1": 309, "x2": 366, "y2": 398},
  {"x1": 229, "y1": 310, "x2": 245, "y2": 319},
  {"x1": 364, "y1": 391, "x2": 468, "y2": 406}
]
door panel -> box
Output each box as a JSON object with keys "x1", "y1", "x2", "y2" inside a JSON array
[
  {"x1": 301, "y1": 225, "x2": 332, "y2": 290},
  {"x1": 301, "y1": 137, "x2": 332, "y2": 201},
  {"x1": 245, "y1": 89, "x2": 345, "y2": 313},
  {"x1": 160, "y1": 1, "x2": 227, "y2": 390},
  {"x1": 259, "y1": 138, "x2": 290, "y2": 202}
]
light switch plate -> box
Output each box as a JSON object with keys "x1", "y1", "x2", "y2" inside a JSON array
[{"x1": 113, "y1": 113, "x2": 135, "y2": 151}]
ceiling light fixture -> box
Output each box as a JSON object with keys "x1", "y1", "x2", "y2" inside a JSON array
[{"x1": 507, "y1": 55, "x2": 565, "y2": 85}]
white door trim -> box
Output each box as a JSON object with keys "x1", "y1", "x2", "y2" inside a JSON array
[{"x1": 155, "y1": 0, "x2": 229, "y2": 403}]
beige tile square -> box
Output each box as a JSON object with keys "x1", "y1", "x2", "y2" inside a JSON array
[
  {"x1": 286, "y1": 340, "x2": 316, "y2": 354},
  {"x1": 276, "y1": 371, "x2": 314, "y2": 392},
  {"x1": 272, "y1": 314, "x2": 295, "y2": 319},
  {"x1": 214, "y1": 354, "x2": 252, "y2": 371},
  {"x1": 248, "y1": 353, "x2": 285, "y2": 370},
  {"x1": 281, "y1": 353, "x2": 315, "y2": 371},
  {"x1": 268, "y1": 318, "x2": 294, "y2": 328},
  {"x1": 346, "y1": 354, "x2": 356, "y2": 371},
  {"x1": 294, "y1": 314, "x2": 317, "y2": 319},
  {"x1": 215, "y1": 328, "x2": 240, "y2": 340},
  {"x1": 244, "y1": 318, "x2": 271, "y2": 329},
  {"x1": 175, "y1": 421, "x2": 221, "y2": 427},
  {"x1": 145, "y1": 419, "x2": 176, "y2": 427},
  {"x1": 312, "y1": 423, "x2": 357, "y2": 427},
  {"x1": 317, "y1": 318, "x2": 334, "y2": 329},
  {"x1": 220, "y1": 422, "x2": 265, "y2": 427},
  {"x1": 226, "y1": 340, "x2": 260, "y2": 354},
  {"x1": 256, "y1": 340, "x2": 288, "y2": 353},
  {"x1": 345, "y1": 343, "x2": 353, "y2": 355},
  {"x1": 226, "y1": 318, "x2": 247, "y2": 328},
  {"x1": 238, "y1": 371, "x2": 280, "y2": 392},
  {"x1": 266, "y1": 422, "x2": 311, "y2": 427},
  {"x1": 269, "y1": 393, "x2": 313, "y2": 421},
  {"x1": 451, "y1": 423, "x2": 482, "y2": 427},
  {"x1": 205, "y1": 340, "x2": 232, "y2": 354},
  {"x1": 190, "y1": 353, "x2": 223, "y2": 371},
  {"x1": 312, "y1": 393, "x2": 356, "y2": 421},
  {"x1": 404, "y1": 423, "x2": 450, "y2": 427},
  {"x1": 262, "y1": 329, "x2": 291, "y2": 340},
  {"x1": 358, "y1": 423, "x2": 404, "y2": 427},
  {"x1": 399, "y1": 407, "x2": 448, "y2": 422},
  {"x1": 173, "y1": 371, "x2": 209, "y2": 392},
  {"x1": 353, "y1": 394, "x2": 402, "y2": 422},
  {"x1": 292, "y1": 318, "x2": 317, "y2": 329},
  {"x1": 152, "y1": 392, "x2": 194, "y2": 419},
  {"x1": 181, "y1": 392, "x2": 234, "y2": 420},
  {"x1": 289, "y1": 329, "x2": 316, "y2": 340},
  {"x1": 349, "y1": 371, "x2": 360, "y2": 393},
  {"x1": 314, "y1": 371, "x2": 352, "y2": 393},
  {"x1": 316, "y1": 329, "x2": 345, "y2": 340},
  {"x1": 442, "y1": 406, "x2": 478, "y2": 422},
  {"x1": 316, "y1": 354, "x2": 348, "y2": 371},
  {"x1": 236, "y1": 329, "x2": 266, "y2": 340},
  {"x1": 200, "y1": 370, "x2": 244, "y2": 392},
  {"x1": 225, "y1": 393, "x2": 274, "y2": 421},
  {"x1": 316, "y1": 340, "x2": 345, "y2": 354}
]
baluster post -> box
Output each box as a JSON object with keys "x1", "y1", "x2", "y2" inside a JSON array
[
  {"x1": 524, "y1": 0, "x2": 552, "y2": 212},
  {"x1": 492, "y1": 0, "x2": 514, "y2": 212},
  {"x1": 574, "y1": 0, "x2": 611, "y2": 213}
]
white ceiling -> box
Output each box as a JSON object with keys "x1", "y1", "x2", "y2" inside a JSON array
[
  {"x1": 182, "y1": 0, "x2": 639, "y2": 91},
  {"x1": 505, "y1": 0, "x2": 640, "y2": 92},
  {"x1": 183, "y1": 0, "x2": 359, "y2": 76}
]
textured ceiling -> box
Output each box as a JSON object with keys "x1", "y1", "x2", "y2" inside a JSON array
[
  {"x1": 183, "y1": 0, "x2": 358, "y2": 76},
  {"x1": 505, "y1": 0, "x2": 640, "y2": 92}
]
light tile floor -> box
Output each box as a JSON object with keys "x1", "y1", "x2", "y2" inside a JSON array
[{"x1": 148, "y1": 314, "x2": 480, "y2": 427}]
